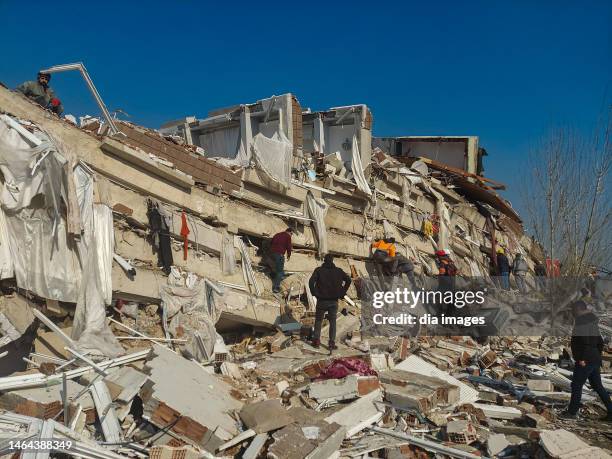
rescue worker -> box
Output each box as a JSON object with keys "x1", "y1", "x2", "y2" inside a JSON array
[
  {"x1": 396, "y1": 254, "x2": 417, "y2": 289},
  {"x1": 309, "y1": 254, "x2": 352, "y2": 350},
  {"x1": 496, "y1": 247, "x2": 510, "y2": 290},
  {"x1": 435, "y1": 249, "x2": 457, "y2": 292},
  {"x1": 16, "y1": 72, "x2": 63, "y2": 115},
  {"x1": 270, "y1": 227, "x2": 293, "y2": 293},
  {"x1": 371, "y1": 237, "x2": 397, "y2": 275},
  {"x1": 534, "y1": 261, "x2": 547, "y2": 290},
  {"x1": 512, "y1": 253, "x2": 529, "y2": 293},
  {"x1": 435, "y1": 249, "x2": 457, "y2": 315},
  {"x1": 560, "y1": 300, "x2": 612, "y2": 420}
]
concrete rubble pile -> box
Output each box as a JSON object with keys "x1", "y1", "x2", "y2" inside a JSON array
[{"x1": 0, "y1": 85, "x2": 611, "y2": 458}]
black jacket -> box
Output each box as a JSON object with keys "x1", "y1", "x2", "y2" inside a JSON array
[
  {"x1": 571, "y1": 312, "x2": 604, "y2": 364},
  {"x1": 497, "y1": 253, "x2": 510, "y2": 273},
  {"x1": 309, "y1": 261, "x2": 352, "y2": 301}
]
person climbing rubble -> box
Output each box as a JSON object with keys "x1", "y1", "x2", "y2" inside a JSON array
[
  {"x1": 560, "y1": 300, "x2": 612, "y2": 421},
  {"x1": 435, "y1": 249, "x2": 457, "y2": 288},
  {"x1": 16, "y1": 71, "x2": 63, "y2": 115},
  {"x1": 371, "y1": 237, "x2": 398, "y2": 275},
  {"x1": 496, "y1": 247, "x2": 510, "y2": 290},
  {"x1": 512, "y1": 253, "x2": 529, "y2": 293},
  {"x1": 395, "y1": 254, "x2": 418, "y2": 288},
  {"x1": 270, "y1": 227, "x2": 293, "y2": 293},
  {"x1": 309, "y1": 254, "x2": 351, "y2": 350}
]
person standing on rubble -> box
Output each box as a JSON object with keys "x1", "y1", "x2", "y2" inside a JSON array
[
  {"x1": 270, "y1": 227, "x2": 294, "y2": 293},
  {"x1": 309, "y1": 254, "x2": 352, "y2": 350},
  {"x1": 560, "y1": 300, "x2": 612, "y2": 420},
  {"x1": 16, "y1": 72, "x2": 63, "y2": 115},
  {"x1": 496, "y1": 248, "x2": 510, "y2": 290},
  {"x1": 512, "y1": 253, "x2": 529, "y2": 293},
  {"x1": 534, "y1": 261, "x2": 547, "y2": 290}
]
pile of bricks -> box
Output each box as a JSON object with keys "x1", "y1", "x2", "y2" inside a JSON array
[{"x1": 117, "y1": 122, "x2": 242, "y2": 194}]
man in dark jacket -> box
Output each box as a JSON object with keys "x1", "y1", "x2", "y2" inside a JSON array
[
  {"x1": 17, "y1": 72, "x2": 63, "y2": 115},
  {"x1": 309, "y1": 254, "x2": 352, "y2": 350},
  {"x1": 270, "y1": 227, "x2": 293, "y2": 293},
  {"x1": 560, "y1": 300, "x2": 612, "y2": 420},
  {"x1": 534, "y1": 261, "x2": 547, "y2": 290}
]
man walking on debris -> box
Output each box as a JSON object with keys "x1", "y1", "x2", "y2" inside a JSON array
[
  {"x1": 512, "y1": 253, "x2": 529, "y2": 293},
  {"x1": 309, "y1": 254, "x2": 352, "y2": 350},
  {"x1": 16, "y1": 72, "x2": 63, "y2": 115},
  {"x1": 270, "y1": 227, "x2": 293, "y2": 293},
  {"x1": 496, "y1": 247, "x2": 510, "y2": 290},
  {"x1": 560, "y1": 300, "x2": 612, "y2": 420}
]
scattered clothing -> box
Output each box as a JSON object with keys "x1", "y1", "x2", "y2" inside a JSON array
[
  {"x1": 180, "y1": 211, "x2": 190, "y2": 261},
  {"x1": 147, "y1": 200, "x2": 173, "y2": 274},
  {"x1": 317, "y1": 358, "x2": 377, "y2": 380}
]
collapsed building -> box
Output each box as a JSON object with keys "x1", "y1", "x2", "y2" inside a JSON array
[{"x1": 0, "y1": 82, "x2": 610, "y2": 458}]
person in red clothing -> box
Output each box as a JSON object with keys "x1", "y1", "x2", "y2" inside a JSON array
[{"x1": 270, "y1": 227, "x2": 294, "y2": 293}]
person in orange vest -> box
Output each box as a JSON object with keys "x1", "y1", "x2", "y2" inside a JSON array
[{"x1": 371, "y1": 237, "x2": 398, "y2": 275}]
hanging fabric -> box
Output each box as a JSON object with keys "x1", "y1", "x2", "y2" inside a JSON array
[{"x1": 181, "y1": 210, "x2": 190, "y2": 261}]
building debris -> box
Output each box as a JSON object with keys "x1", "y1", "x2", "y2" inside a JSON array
[{"x1": 0, "y1": 80, "x2": 610, "y2": 458}]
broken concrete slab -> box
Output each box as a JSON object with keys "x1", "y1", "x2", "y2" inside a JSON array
[
  {"x1": 268, "y1": 419, "x2": 346, "y2": 459},
  {"x1": 239, "y1": 399, "x2": 294, "y2": 433},
  {"x1": 140, "y1": 344, "x2": 242, "y2": 452},
  {"x1": 539, "y1": 428, "x2": 612, "y2": 458},
  {"x1": 324, "y1": 388, "x2": 384, "y2": 438},
  {"x1": 308, "y1": 374, "x2": 379, "y2": 402},
  {"x1": 487, "y1": 433, "x2": 510, "y2": 456},
  {"x1": 471, "y1": 402, "x2": 522, "y2": 420},
  {"x1": 379, "y1": 368, "x2": 459, "y2": 412},
  {"x1": 395, "y1": 355, "x2": 478, "y2": 405},
  {"x1": 242, "y1": 432, "x2": 268, "y2": 459},
  {"x1": 0, "y1": 379, "x2": 94, "y2": 420},
  {"x1": 527, "y1": 378, "x2": 554, "y2": 392},
  {"x1": 103, "y1": 366, "x2": 148, "y2": 404}
]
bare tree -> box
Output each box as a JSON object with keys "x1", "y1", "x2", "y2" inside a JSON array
[{"x1": 521, "y1": 116, "x2": 612, "y2": 275}]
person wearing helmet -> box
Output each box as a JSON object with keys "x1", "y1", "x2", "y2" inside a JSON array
[
  {"x1": 435, "y1": 249, "x2": 458, "y2": 313},
  {"x1": 16, "y1": 72, "x2": 63, "y2": 115},
  {"x1": 496, "y1": 247, "x2": 510, "y2": 290}
]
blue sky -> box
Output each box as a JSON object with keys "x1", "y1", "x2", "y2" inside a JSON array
[{"x1": 1, "y1": 1, "x2": 610, "y2": 211}]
